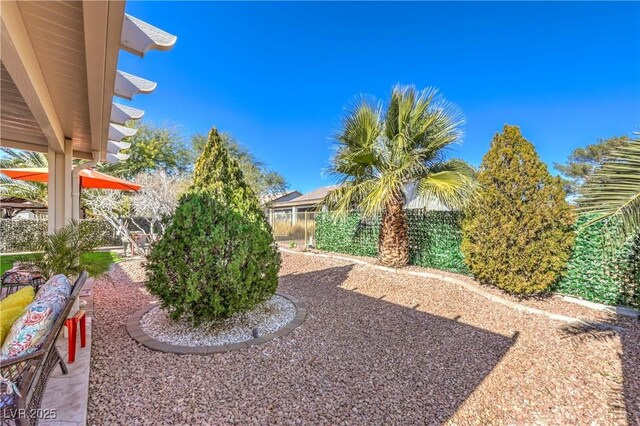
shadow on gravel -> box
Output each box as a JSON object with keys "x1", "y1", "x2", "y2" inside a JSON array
[
  {"x1": 280, "y1": 265, "x2": 517, "y2": 424},
  {"x1": 622, "y1": 326, "x2": 640, "y2": 425},
  {"x1": 560, "y1": 320, "x2": 640, "y2": 424}
]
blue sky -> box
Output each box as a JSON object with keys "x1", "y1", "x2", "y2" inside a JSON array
[{"x1": 119, "y1": 1, "x2": 640, "y2": 193}]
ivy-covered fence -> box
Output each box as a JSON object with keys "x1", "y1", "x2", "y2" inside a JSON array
[
  {"x1": 406, "y1": 210, "x2": 468, "y2": 274},
  {"x1": 316, "y1": 210, "x2": 469, "y2": 274},
  {"x1": 0, "y1": 219, "x2": 120, "y2": 253},
  {"x1": 555, "y1": 216, "x2": 640, "y2": 307},
  {"x1": 316, "y1": 210, "x2": 639, "y2": 308},
  {"x1": 315, "y1": 213, "x2": 380, "y2": 257}
]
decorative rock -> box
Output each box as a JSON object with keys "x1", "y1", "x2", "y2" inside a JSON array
[{"x1": 139, "y1": 295, "x2": 296, "y2": 347}]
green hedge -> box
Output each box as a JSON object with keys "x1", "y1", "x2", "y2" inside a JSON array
[
  {"x1": 0, "y1": 219, "x2": 120, "y2": 253},
  {"x1": 316, "y1": 210, "x2": 639, "y2": 308},
  {"x1": 555, "y1": 216, "x2": 640, "y2": 307},
  {"x1": 316, "y1": 210, "x2": 468, "y2": 273}
]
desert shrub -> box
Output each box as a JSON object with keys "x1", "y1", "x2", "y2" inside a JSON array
[
  {"x1": 461, "y1": 125, "x2": 575, "y2": 294},
  {"x1": 145, "y1": 128, "x2": 280, "y2": 323}
]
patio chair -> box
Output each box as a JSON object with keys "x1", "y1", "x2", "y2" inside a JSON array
[
  {"x1": 1, "y1": 264, "x2": 46, "y2": 297},
  {"x1": 0, "y1": 271, "x2": 88, "y2": 426}
]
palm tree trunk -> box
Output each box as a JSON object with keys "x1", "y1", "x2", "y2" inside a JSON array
[{"x1": 378, "y1": 199, "x2": 409, "y2": 268}]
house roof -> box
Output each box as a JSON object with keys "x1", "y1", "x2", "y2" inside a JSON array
[
  {"x1": 270, "y1": 185, "x2": 339, "y2": 208},
  {"x1": 268, "y1": 183, "x2": 453, "y2": 211},
  {"x1": 291, "y1": 185, "x2": 339, "y2": 202},
  {"x1": 260, "y1": 190, "x2": 302, "y2": 205}
]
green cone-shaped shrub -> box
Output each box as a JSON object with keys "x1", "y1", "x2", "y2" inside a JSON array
[
  {"x1": 145, "y1": 128, "x2": 280, "y2": 323},
  {"x1": 461, "y1": 125, "x2": 575, "y2": 294}
]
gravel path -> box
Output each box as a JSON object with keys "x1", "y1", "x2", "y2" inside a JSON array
[{"x1": 88, "y1": 253, "x2": 639, "y2": 425}]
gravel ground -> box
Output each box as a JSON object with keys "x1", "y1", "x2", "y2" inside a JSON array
[
  {"x1": 88, "y1": 253, "x2": 639, "y2": 425},
  {"x1": 288, "y1": 245, "x2": 636, "y2": 324},
  {"x1": 140, "y1": 295, "x2": 296, "y2": 347}
]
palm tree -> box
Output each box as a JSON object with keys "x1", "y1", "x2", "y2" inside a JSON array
[
  {"x1": 324, "y1": 85, "x2": 475, "y2": 268},
  {"x1": 578, "y1": 133, "x2": 640, "y2": 241},
  {"x1": 0, "y1": 148, "x2": 48, "y2": 205}
]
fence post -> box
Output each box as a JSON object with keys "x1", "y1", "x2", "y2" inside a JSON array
[{"x1": 304, "y1": 211, "x2": 308, "y2": 245}]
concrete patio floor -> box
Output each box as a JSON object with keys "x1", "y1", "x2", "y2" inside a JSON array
[{"x1": 40, "y1": 280, "x2": 94, "y2": 425}]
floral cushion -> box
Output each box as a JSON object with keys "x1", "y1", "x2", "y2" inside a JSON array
[
  {"x1": 0, "y1": 294, "x2": 67, "y2": 361},
  {"x1": 0, "y1": 286, "x2": 35, "y2": 311},
  {"x1": 35, "y1": 274, "x2": 72, "y2": 300}
]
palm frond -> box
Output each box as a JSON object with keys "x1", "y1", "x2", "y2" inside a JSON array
[
  {"x1": 0, "y1": 148, "x2": 48, "y2": 168},
  {"x1": 326, "y1": 85, "x2": 473, "y2": 217},
  {"x1": 382, "y1": 86, "x2": 464, "y2": 181},
  {"x1": 416, "y1": 159, "x2": 477, "y2": 209},
  {"x1": 578, "y1": 134, "x2": 640, "y2": 240},
  {"x1": 0, "y1": 173, "x2": 48, "y2": 204},
  {"x1": 27, "y1": 220, "x2": 100, "y2": 278},
  {"x1": 323, "y1": 180, "x2": 377, "y2": 215},
  {"x1": 330, "y1": 98, "x2": 383, "y2": 180}
]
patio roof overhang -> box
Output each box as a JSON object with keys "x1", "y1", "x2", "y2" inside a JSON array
[{"x1": 0, "y1": 0, "x2": 176, "y2": 231}]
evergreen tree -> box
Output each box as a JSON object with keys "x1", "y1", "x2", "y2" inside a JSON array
[
  {"x1": 145, "y1": 128, "x2": 281, "y2": 323},
  {"x1": 191, "y1": 132, "x2": 289, "y2": 199},
  {"x1": 461, "y1": 125, "x2": 574, "y2": 294},
  {"x1": 554, "y1": 135, "x2": 630, "y2": 196}
]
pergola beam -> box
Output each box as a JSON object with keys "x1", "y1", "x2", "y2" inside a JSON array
[
  {"x1": 0, "y1": 1, "x2": 65, "y2": 154},
  {"x1": 83, "y1": 1, "x2": 126, "y2": 162},
  {"x1": 0, "y1": 138, "x2": 48, "y2": 154}
]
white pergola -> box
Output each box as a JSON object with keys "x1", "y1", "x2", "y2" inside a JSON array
[{"x1": 0, "y1": 1, "x2": 176, "y2": 233}]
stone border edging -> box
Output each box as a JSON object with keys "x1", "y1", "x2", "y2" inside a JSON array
[
  {"x1": 560, "y1": 295, "x2": 639, "y2": 319},
  {"x1": 126, "y1": 292, "x2": 307, "y2": 354},
  {"x1": 280, "y1": 248, "x2": 629, "y2": 332}
]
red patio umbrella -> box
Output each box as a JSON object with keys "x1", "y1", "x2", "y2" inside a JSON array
[{"x1": 0, "y1": 167, "x2": 141, "y2": 191}]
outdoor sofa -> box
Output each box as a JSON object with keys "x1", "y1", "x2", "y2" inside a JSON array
[{"x1": 0, "y1": 271, "x2": 88, "y2": 426}]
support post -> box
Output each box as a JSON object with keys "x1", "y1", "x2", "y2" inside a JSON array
[
  {"x1": 47, "y1": 143, "x2": 72, "y2": 233},
  {"x1": 47, "y1": 147, "x2": 57, "y2": 234},
  {"x1": 63, "y1": 140, "x2": 73, "y2": 222},
  {"x1": 291, "y1": 206, "x2": 298, "y2": 224}
]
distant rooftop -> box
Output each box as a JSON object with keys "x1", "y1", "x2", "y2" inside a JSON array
[
  {"x1": 290, "y1": 185, "x2": 339, "y2": 203},
  {"x1": 268, "y1": 183, "x2": 452, "y2": 211},
  {"x1": 268, "y1": 185, "x2": 338, "y2": 208},
  {"x1": 260, "y1": 190, "x2": 302, "y2": 205}
]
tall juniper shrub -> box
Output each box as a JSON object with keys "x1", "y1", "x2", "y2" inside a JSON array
[
  {"x1": 461, "y1": 125, "x2": 575, "y2": 294},
  {"x1": 145, "y1": 128, "x2": 281, "y2": 324}
]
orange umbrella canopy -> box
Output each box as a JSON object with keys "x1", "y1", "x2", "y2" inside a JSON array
[{"x1": 0, "y1": 167, "x2": 141, "y2": 191}]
